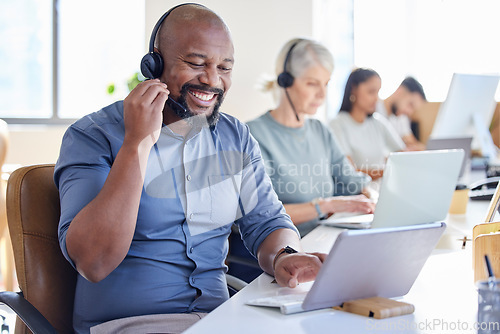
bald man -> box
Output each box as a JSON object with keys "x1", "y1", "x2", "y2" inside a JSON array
[{"x1": 55, "y1": 4, "x2": 325, "y2": 333}]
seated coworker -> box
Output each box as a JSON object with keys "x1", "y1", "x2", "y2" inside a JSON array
[
  {"x1": 54, "y1": 5, "x2": 325, "y2": 333},
  {"x1": 330, "y1": 68, "x2": 406, "y2": 181},
  {"x1": 376, "y1": 76, "x2": 427, "y2": 150},
  {"x1": 247, "y1": 38, "x2": 375, "y2": 237}
]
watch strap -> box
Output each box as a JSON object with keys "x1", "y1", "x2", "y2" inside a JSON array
[
  {"x1": 273, "y1": 246, "x2": 298, "y2": 270},
  {"x1": 312, "y1": 198, "x2": 327, "y2": 219}
]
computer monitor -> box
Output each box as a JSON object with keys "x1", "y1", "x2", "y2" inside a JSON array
[{"x1": 430, "y1": 73, "x2": 500, "y2": 160}]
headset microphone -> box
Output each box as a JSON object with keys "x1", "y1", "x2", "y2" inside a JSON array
[
  {"x1": 140, "y1": 3, "x2": 204, "y2": 113},
  {"x1": 277, "y1": 41, "x2": 300, "y2": 122}
]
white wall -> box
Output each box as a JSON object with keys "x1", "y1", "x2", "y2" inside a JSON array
[
  {"x1": 4, "y1": 1, "x2": 314, "y2": 167},
  {"x1": 145, "y1": 0, "x2": 314, "y2": 122},
  {"x1": 5, "y1": 125, "x2": 68, "y2": 166}
]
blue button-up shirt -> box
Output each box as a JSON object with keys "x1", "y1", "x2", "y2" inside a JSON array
[{"x1": 54, "y1": 101, "x2": 297, "y2": 333}]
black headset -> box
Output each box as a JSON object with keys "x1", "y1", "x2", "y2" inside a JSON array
[
  {"x1": 140, "y1": 3, "x2": 203, "y2": 79},
  {"x1": 277, "y1": 40, "x2": 302, "y2": 121},
  {"x1": 277, "y1": 41, "x2": 300, "y2": 88}
]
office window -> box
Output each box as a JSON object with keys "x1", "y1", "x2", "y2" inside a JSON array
[
  {"x1": 353, "y1": 0, "x2": 500, "y2": 101},
  {"x1": 313, "y1": 0, "x2": 354, "y2": 119},
  {"x1": 0, "y1": 0, "x2": 53, "y2": 119},
  {"x1": 0, "y1": 0, "x2": 145, "y2": 123},
  {"x1": 316, "y1": 0, "x2": 500, "y2": 120},
  {"x1": 58, "y1": 0, "x2": 145, "y2": 119}
]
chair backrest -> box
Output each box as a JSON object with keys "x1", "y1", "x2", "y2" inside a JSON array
[{"x1": 7, "y1": 164, "x2": 76, "y2": 334}]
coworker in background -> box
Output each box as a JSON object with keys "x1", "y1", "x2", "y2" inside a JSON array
[
  {"x1": 376, "y1": 76, "x2": 427, "y2": 150},
  {"x1": 247, "y1": 39, "x2": 375, "y2": 237},
  {"x1": 54, "y1": 4, "x2": 325, "y2": 333},
  {"x1": 330, "y1": 68, "x2": 406, "y2": 180}
]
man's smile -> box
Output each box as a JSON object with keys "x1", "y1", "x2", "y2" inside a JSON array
[{"x1": 188, "y1": 89, "x2": 218, "y2": 103}]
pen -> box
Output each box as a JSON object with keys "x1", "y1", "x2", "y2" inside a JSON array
[{"x1": 485, "y1": 254, "x2": 497, "y2": 290}]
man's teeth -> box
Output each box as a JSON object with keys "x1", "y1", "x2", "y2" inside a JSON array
[{"x1": 190, "y1": 91, "x2": 215, "y2": 101}]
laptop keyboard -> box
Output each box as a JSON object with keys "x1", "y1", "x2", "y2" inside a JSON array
[{"x1": 246, "y1": 293, "x2": 307, "y2": 307}]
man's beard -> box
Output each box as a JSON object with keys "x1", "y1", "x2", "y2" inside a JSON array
[{"x1": 167, "y1": 83, "x2": 224, "y2": 128}]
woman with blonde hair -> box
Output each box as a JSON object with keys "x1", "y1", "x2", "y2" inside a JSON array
[{"x1": 246, "y1": 38, "x2": 375, "y2": 236}]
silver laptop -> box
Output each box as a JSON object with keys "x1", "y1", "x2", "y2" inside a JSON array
[
  {"x1": 426, "y1": 137, "x2": 472, "y2": 177},
  {"x1": 323, "y1": 149, "x2": 464, "y2": 229},
  {"x1": 246, "y1": 222, "x2": 446, "y2": 314}
]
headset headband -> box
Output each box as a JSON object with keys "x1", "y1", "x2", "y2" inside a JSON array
[
  {"x1": 148, "y1": 3, "x2": 202, "y2": 53},
  {"x1": 282, "y1": 41, "x2": 299, "y2": 75},
  {"x1": 277, "y1": 40, "x2": 302, "y2": 89}
]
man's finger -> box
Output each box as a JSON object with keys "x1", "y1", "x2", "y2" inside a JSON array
[{"x1": 288, "y1": 276, "x2": 298, "y2": 288}]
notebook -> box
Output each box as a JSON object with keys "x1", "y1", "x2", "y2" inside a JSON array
[
  {"x1": 322, "y1": 150, "x2": 464, "y2": 229},
  {"x1": 246, "y1": 222, "x2": 446, "y2": 314}
]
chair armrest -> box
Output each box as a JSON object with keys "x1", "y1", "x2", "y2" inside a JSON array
[
  {"x1": 0, "y1": 291, "x2": 57, "y2": 334},
  {"x1": 225, "y1": 274, "x2": 248, "y2": 292}
]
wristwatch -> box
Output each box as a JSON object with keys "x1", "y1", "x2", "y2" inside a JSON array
[
  {"x1": 311, "y1": 198, "x2": 327, "y2": 219},
  {"x1": 273, "y1": 246, "x2": 298, "y2": 270}
]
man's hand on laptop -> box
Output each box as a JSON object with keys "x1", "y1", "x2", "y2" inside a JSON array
[{"x1": 274, "y1": 252, "x2": 327, "y2": 288}]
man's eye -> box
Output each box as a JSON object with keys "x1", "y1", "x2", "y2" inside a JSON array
[{"x1": 187, "y1": 62, "x2": 203, "y2": 67}]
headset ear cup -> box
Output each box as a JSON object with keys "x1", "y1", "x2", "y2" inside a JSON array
[
  {"x1": 277, "y1": 72, "x2": 294, "y2": 88},
  {"x1": 140, "y1": 52, "x2": 164, "y2": 79}
]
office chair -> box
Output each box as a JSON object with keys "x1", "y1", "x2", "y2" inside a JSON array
[
  {"x1": 226, "y1": 225, "x2": 263, "y2": 283},
  {"x1": 0, "y1": 164, "x2": 247, "y2": 334}
]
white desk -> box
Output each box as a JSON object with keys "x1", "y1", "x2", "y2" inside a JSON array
[
  {"x1": 185, "y1": 200, "x2": 491, "y2": 334},
  {"x1": 436, "y1": 199, "x2": 490, "y2": 251}
]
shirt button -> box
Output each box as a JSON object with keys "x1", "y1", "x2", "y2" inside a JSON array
[
  {"x1": 189, "y1": 213, "x2": 194, "y2": 220},
  {"x1": 190, "y1": 247, "x2": 194, "y2": 253},
  {"x1": 191, "y1": 277, "x2": 196, "y2": 284},
  {"x1": 186, "y1": 174, "x2": 192, "y2": 181}
]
